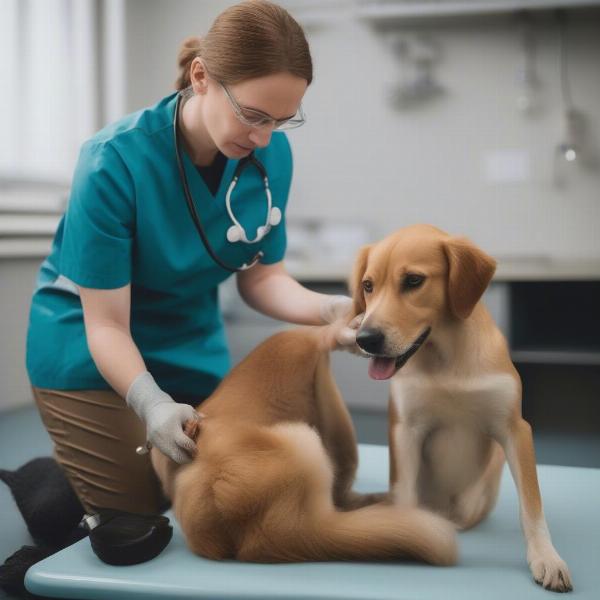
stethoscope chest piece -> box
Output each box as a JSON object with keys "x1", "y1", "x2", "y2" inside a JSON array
[{"x1": 226, "y1": 205, "x2": 282, "y2": 243}]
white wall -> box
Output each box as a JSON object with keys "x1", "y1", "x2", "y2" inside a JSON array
[
  {"x1": 0, "y1": 258, "x2": 41, "y2": 411},
  {"x1": 122, "y1": 0, "x2": 600, "y2": 260},
  {"x1": 2, "y1": 1, "x2": 599, "y2": 413}
]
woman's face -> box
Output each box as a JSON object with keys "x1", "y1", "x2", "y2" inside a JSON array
[{"x1": 186, "y1": 59, "x2": 308, "y2": 162}]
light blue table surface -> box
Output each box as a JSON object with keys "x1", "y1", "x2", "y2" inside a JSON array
[{"x1": 26, "y1": 444, "x2": 600, "y2": 599}]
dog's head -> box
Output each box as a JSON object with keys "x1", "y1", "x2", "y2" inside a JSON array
[{"x1": 349, "y1": 224, "x2": 496, "y2": 380}]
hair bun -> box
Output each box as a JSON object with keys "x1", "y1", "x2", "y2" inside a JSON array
[
  {"x1": 177, "y1": 36, "x2": 202, "y2": 68},
  {"x1": 175, "y1": 36, "x2": 202, "y2": 90}
]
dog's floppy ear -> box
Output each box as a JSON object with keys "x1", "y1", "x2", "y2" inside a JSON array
[
  {"x1": 443, "y1": 237, "x2": 496, "y2": 320},
  {"x1": 348, "y1": 244, "x2": 371, "y2": 315}
]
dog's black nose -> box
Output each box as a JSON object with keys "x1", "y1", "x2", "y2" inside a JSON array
[{"x1": 356, "y1": 328, "x2": 385, "y2": 354}]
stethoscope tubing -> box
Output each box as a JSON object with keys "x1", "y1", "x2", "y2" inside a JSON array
[{"x1": 173, "y1": 92, "x2": 265, "y2": 272}]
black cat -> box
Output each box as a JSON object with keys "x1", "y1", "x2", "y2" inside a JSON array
[{"x1": 0, "y1": 457, "x2": 86, "y2": 599}]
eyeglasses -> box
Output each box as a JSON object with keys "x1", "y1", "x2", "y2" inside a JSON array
[{"x1": 218, "y1": 81, "x2": 306, "y2": 131}]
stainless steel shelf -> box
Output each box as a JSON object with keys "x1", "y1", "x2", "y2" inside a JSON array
[
  {"x1": 357, "y1": 0, "x2": 600, "y2": 21},
  {"x1": 511, "y1": 349, "x2": 600, "y2": 365}
]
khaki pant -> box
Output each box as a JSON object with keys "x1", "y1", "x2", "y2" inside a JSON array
[{"x1": 33, "y1": 387, "x2": 173, "y2": 515}]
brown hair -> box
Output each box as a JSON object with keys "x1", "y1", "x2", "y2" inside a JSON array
[{"x1": 175, "y1": 0, "x2": 312, "y2": 91}]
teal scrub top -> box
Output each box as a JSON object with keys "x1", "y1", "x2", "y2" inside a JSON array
[{"x1": 26, "y1": 93, "x2": 292, "y2": 398}]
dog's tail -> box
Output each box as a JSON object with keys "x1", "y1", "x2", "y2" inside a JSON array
[
  {"x1": 286, "y1": 503, "x2": 457, "y2": 565},
  {"x1": 175, "y1": 422, "x2": 457, "y2": 566}
]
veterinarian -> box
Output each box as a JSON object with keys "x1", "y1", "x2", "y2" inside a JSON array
[{"x1": 25, "y1": 0, "x2": 356, "y2": 516}]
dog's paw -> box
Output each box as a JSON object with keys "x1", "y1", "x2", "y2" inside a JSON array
[{"x1": 528, "y1": 546, "x2": 573, "y2": 592}]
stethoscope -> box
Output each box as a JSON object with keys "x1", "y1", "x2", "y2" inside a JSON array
[{"x1": 173, "y1": 92, "x2": 281, "y2": 272}]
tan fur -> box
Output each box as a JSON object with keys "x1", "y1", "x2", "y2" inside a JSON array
[
  {"x1": 351, "y1": 224, "x2": 572, "y2": 592},
  {"x1": 152, "y1": 325, "x2": 457, "y2": 565}
]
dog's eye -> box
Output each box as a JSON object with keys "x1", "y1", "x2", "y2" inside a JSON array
[
  {"x1": 362, "y1": 280, "x2": 373, "y2": 293},
  {"x1": 403, "y1": 274, "x2": 425, "y2": 291}
]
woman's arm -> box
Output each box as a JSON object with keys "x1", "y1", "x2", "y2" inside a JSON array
[
  {"x1": 236, "y1": 262, "x2": 329, "y2": 325},
  {"x1": 79, "y1": 284, "x2": 146, "y2": 398},
  {"x1": 78, "y1": 284, "x2": 198, "y2": 463},
  {"x1": 236, "y1": 260, "x2": 358, "y2": 332}
]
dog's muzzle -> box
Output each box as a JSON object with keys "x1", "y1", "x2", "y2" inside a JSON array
[
  {"x1": 358, "y1": 327, "x2": 432, "y2": 380},
  {"x1": 356, "y1": 328, "x2": 386, "y2": 354}
]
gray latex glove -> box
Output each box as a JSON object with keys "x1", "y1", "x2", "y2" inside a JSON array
[
  {"x1": 126, "y1": 371, "x2": 201, "y2": 464},
  {"x1": 320, "y1": 295, "x2": 363, "y2": 349}
]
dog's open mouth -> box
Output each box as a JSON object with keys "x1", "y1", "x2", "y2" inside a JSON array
[{"x1": 367, "y1": 327, "x2": 431, "y2": 380}]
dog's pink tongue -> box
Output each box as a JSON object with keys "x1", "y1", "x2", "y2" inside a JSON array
[{"x1": 368, "y1": 357, "x2": 396, "y2": 380}]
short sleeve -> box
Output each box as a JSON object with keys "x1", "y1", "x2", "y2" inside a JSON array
[
  {"x1": 258, "y1": 133, "x2": 292, "y2": 265},
  {"x1": 60, "y1": 140, "x2": 135, "y2": 289}
]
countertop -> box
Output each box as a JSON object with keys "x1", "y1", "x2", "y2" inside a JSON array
[{"x1": 2, "y1": 236, "x2": 600, "y2": 282}]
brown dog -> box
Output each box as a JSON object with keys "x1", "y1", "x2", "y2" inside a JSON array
[
  {"x1": 151, "y1": 324, "x2": 457, "y2": 564},
  {"x1": 350, "y1": 224, "x2": 572, "y2": 592}
]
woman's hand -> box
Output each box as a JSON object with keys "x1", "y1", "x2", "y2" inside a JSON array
[
  {"x1": 333, "y1": 313, "x2": 364, "y2": 350},
  {"x1": 320, "y1": 295, "x2": 364, "y2": 352},
  {"x1": 127, "y1": 372, "x2": 201, "y2": 464},
  {"x1": 319, "y1": 295, "x2": 353, "y2": 323}
]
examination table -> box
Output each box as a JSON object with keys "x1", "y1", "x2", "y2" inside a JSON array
[{"x1": 25, "y1": 444, "x2": 599, "y2": 599}]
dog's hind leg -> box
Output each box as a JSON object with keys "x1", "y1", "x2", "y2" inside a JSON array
[
  {"x1": 453, "y1": 441, "x2": 504, "y2": 530},
  {"x1": 313, "y1": 353, "x2": 387, "y2": 509}
]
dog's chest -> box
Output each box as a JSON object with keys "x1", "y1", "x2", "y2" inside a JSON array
[{"x1": 391, "y1": 372, "x2": 517, "y2": 430}]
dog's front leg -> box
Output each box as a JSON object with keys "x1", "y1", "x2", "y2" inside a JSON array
[
  {"x1": 389, "y1": 398, "x2": 426, "y2": 507},
  {"x1": 501, "y1": 418, "x2": 572, "y2": 592}
]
